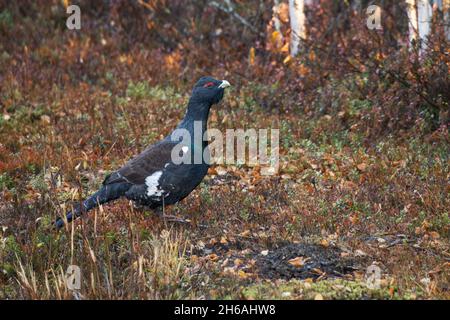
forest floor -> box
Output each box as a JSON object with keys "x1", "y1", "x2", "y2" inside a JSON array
[
  {"x1": 1, "y1": 77, "x2": 448, "y2": 299},
  {"x1": 0, "y1": 6, "x2": 449, "y2": 300}
]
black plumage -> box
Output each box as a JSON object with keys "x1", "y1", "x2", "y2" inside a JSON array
[{"x1": 56, "y1": 77, "x2": 230, "y2": 229}]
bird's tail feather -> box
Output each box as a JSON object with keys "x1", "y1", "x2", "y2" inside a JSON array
[{"x1": 55, "y1": 183, "x2": 130, "y2": 229}]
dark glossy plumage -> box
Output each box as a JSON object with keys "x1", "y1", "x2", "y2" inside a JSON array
[{"x1": 56, "y1": 77, "x2": 230, "y2": 229}]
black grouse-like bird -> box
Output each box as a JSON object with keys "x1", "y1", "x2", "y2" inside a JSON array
[{"x1": 56, "y1": 77, "x2": 230, "y2": 229}]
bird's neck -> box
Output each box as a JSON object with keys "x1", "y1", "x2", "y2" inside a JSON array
[{"x1": 176, "y1": 100, "x2": 211, "y2": 134}]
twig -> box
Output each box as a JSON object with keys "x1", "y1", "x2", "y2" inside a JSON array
[
  {"x1": 209, "y1": 0, "x2": 262, "y2": 36},
  {"x1": 137, "y1": 0, "x2": 155, "y2": 12}
]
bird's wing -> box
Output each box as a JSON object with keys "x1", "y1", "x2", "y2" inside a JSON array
[{"x1": 103, "y1": 140, "x2": 178, "y2": 186}]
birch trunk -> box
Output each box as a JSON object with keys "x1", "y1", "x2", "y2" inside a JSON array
[
  {"x1": 417, "y1": 0, "x2": 433, "y2": 47},
  {"x1": 443, "y1": 0, "x2": 450, "y2": 40},
  {"x1": 406, "y1": 0, "x2": 434, "y2": 52},
  {"x1": 273, "y1": 0, "x2": 282, "y2": 34},
  {"x1": 406, "y1": 0, "x2": 419, "y2": 43},
  {"x1": 289, "y1": 0, "x2": 306, "y2": 56}
]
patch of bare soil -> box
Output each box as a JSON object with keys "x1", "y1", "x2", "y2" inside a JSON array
[
  {"x1": 257, "y1": 242, "x2": 363, "y2": 280},
  {"x1": 193, "y1": 238, "x2": 365, "y2": 281}
]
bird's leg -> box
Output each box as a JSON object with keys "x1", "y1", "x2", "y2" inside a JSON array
[
  {"x1": 136, "y1": 201, "x2": 207, "y2": 228},
  {"x1": 152, "y1": 205, "x2": 190, "y2": 224},
  {"x1": 154, "y1": 204, "x2": 209, "y2": 227},
  {"x1": 156, "y1": 208, "x2": 208, "y2": 228}
]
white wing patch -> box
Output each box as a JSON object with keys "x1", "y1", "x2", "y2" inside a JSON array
[{"x1": 145, "y1": 171, "x2": 164, "y2": 197}]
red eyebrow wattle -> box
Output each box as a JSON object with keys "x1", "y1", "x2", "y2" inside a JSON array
[{"x1": 203, "y1": 82, "x2": 215, "y2": 88}]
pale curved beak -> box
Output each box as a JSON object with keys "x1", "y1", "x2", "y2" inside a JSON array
[{"x1": 218, "y1": 80, "x2": 231, "y2": 89}]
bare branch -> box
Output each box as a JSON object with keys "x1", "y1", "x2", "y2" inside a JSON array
[{"x1": 209, "y1": 0, "x2": 262, "y2": 35}]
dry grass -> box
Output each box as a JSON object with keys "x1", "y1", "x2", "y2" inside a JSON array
[
  {"x1": 10, "y1": 226, "x2": 195, "y2": 299},
  {"x1": 0, "y1": 1, "x2": 448, "y2": 299}
]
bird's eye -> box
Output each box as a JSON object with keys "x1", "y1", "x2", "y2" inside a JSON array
[{"x1": 203, "y1": 82, "x2": 215, "y2": 88}]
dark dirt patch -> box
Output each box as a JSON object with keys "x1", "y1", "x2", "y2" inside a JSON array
[
  {"x1": 192, "y1": 237, "x2": 365, "y2": 281},
  {"x1": 257, "y1": 243, "x2": 363, "y2": 280}
]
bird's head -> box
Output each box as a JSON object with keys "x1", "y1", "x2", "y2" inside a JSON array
[{"x1": 191, "y1": 76, "x2": 231, "y2": 105}]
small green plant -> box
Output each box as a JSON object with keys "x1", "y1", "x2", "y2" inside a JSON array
[
  {"x1": 126, "y1": 81, "x2": 151, "y2": 99},
  {"x1": 239, "y1": 209, "x2": 250, "y2": 221},
  {"x1": 0, "y1": 10, "x2": 13, "y2": 30},
  {"x1": 242, "y1": 278, "x2": 395, "y2": 300},
  {"x1": 0, "y1": 173, "x2": 14, "y2": 190},
  {"x1": 348, "y1": 98, "x2": 372, "y2": 116},
  {"x1": 29, "y1": 173, "x2": 48, "y2": 192},
  {"x1": 199, "y1": 183, "x2": 212, "y2": 205}
]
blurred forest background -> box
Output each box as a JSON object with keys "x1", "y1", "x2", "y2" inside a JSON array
[{"x1": 0, "y1": 0, "x2": 449, "y2": 299}]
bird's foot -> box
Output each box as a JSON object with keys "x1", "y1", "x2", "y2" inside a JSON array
[
  {"x1": 156, "y1": 212, "x2": 207, "y2": 228},
  {"x1": 160, "y1": 214, "x2": 190, "y2": 224}
]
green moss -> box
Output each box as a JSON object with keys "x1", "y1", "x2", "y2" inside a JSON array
[
  {"x1": 242, "y1": 279, "x2": 398, "y2": 300},
  {"x1": 0, "y1": 10, "x2": 13, "y2": 30},
  {"x1": 0, "y1": 173, "x2": 14, "y2": 190},
  {"x1": 199, "y1": 183, "x2": 212, "y2": 205},
  {"x1": 126, "y1": 81, "x2": 151, "y2": 99},
  {"x1": 29, "y1": 173, "x2": 48, "y2": 192},
  {"x1": 126, "y1": 81, "x2": 182, "y2": 101},
  {"x1": 3, "y1": 235, "x2": 23, "y2": 257}
]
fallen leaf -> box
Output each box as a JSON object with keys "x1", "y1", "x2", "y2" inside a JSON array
[
  {"x1": 196, "y1": 240, "x2": 205, "y2": 249},
  {"x1": 320, "y1": 239, "x2": 329, "y2": 247},
  {"x1": 342, "y1": 180, "x2": 357, "y2": 190},
  {"x1": 220, "y1": 236, "x2": 228, "y2": 244},
  {"x1": 349, "y1": 214, "x2": 359, "y2": 224},
  {"x1": 40, "y1": 115, "x2": 51, "y2": 124},
  {"x1": 239, "y1": 230, "x2": 251, "y2": 237},
  {"x1": 283, "y1": 55, "x2": 292, "y2": 64},
  {"x1": 249, "y1": 47, "x2": 256, "y2": 66},
  {"x1": 312, "y1": 268, "x2": 324, "y2": 275},
  {"x1": 208, "y1": 253, "x2": 219, "y2": 261},
  {"x1": 357, "y1": 163, "x2": 368, "y2": 172},
  {"x1": 215, "y1": 166, "x2": 228, "y2": 176},
  {"x1": 234, "y1": 258, "x2": 243, "y2": 267},
  {"x1": 429, "y1": 231, "x2": 440, "y2": 239},
  {"x1": 288, "y1": 256, "x2": 309, "y2": 268}
]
